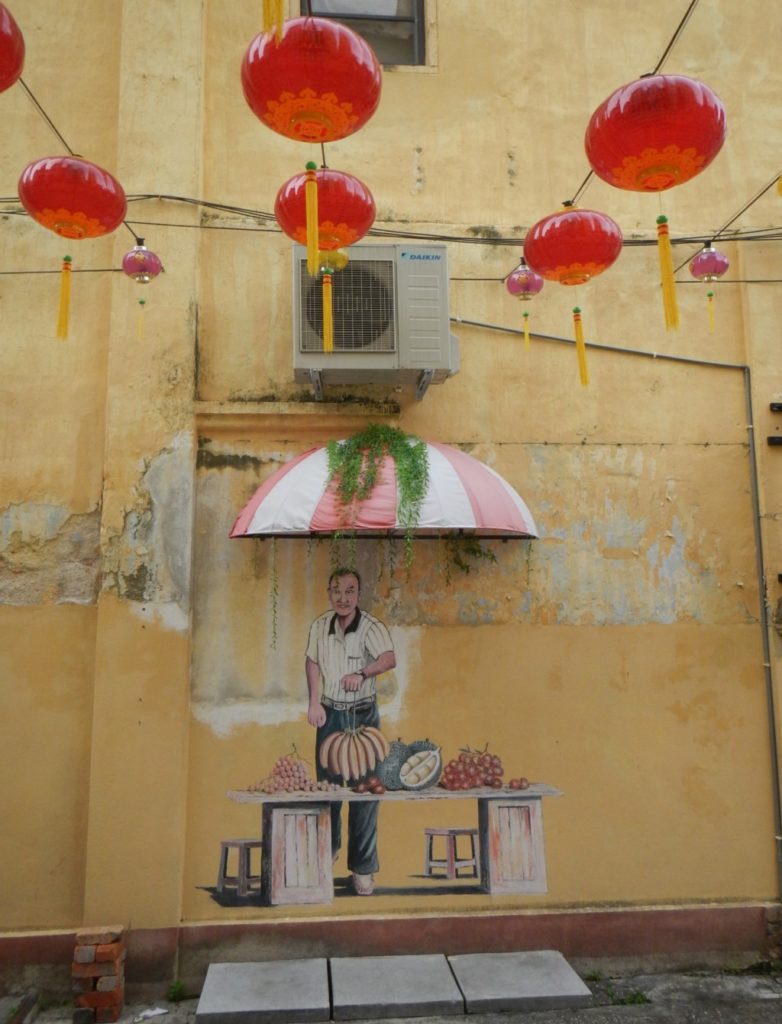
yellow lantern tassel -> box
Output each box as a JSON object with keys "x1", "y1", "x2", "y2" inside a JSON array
[
  {"x1": 137, "y1": 298, "x2": 146, "y2": 340},
  {"x1": 56, "y1": 255, "x2": 72, "y2": 339},
  {"x1": 656, "y1": 215, "x2": 679, "y2": 330},
  {"x1": 777, "y1": 175, "x2": 782, "y2": 196},
  {"x1": 262, "y1": 0, "x2": 284, "y2": 42},
  {"x1": 522, "y1": 310, "x2": 530, "y2": 349},
  {"x1": 707, "y1": 290, "x2": 715, "y2": 332},
  {"x1": 573, "y1": 306, "x2": 589, "y2": 386},
  {"x1": 305, "y1": 161, "x2": 319, "y2": 277},
  {"x1": 322, "y1": 270, "x2": 334, "y2": 353}
]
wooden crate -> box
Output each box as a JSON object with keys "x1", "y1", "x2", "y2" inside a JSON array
[
  {"x1": 478, "y1": 797, "x2": 547, "y2": 894},
  {"x1": 261, "y1": 803, "x2": 333, "y2": 905}
]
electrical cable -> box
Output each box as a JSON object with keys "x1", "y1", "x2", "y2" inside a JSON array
[
  {"x1": 650, "y1": 0, "x2": 701, "y2": 74},
  {"x1": 673, "y1": 170, "x2": 782, "y2": 273},
  {"x1": 17, "y1": 78, "x2": 145, "y2": 243},
  {"x1": 18, "y1": 78, "x2": 74, "y2": 155}
]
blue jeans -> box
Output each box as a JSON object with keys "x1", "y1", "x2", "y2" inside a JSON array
[{"x1": 315, "y1": 700, "x2": 380, "y2": 875}]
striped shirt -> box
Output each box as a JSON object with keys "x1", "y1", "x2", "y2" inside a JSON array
[{"x1": 306, "y1": 608, "x2": 394, "y2": 702}]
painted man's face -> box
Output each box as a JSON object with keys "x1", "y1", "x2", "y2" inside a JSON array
[{"x1": 328, "y1": 574, "x2": 360, "y2": 618}]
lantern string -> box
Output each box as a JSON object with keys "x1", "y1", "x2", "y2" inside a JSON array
[
  {"x1": 18, "y1": 78, "x2": 75, "y2": 155},
  {"x1": 672, "y1": 169, "x2": 782, "y2": 273},
  {"x1": 650, "y1": 0, "x2": 701, "y2": 75},
  {"x1": 566, "y1": 0, "x2": 701, "y2": 208},
  {"x1": 568, "y1": 170, "x2": 594, "y2": 207},
  {"x1": 18, "y1": 79, "x2": 140, "y2": 244}
]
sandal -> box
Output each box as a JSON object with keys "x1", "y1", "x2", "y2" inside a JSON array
[{"x1": 352, "y1": 872, "x2": 374, "y2": 896}]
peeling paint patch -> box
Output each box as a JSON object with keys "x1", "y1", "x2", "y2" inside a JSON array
[
  {"x1": 0, "y1": 502, "x2": 100, "y2": 605},
  {"x1": 103, "y1": 431, "x2": 193, "y2": 629},
  {"x1": 196, "y1": 449, "x2": 265, "y2": 471},
  {"x1": 191, "y1": 626, "x2": 417, "y2": 735}
]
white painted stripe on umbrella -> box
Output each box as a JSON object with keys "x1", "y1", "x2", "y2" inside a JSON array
[
  {"x1": 418, "y1": 443, "x2": 477, "y2": 529},
  {"x1": 244, "y1": 448, "x2": 330, "y2": 533},
  {"x1": 429, "y1": 442, "x2": 536, "y2": 534}
]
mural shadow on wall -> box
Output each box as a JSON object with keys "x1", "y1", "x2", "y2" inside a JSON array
[{"x1": 199, "y1": 875, "x2": 483, "y2": 908}]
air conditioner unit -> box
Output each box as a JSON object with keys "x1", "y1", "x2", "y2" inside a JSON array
[{"x1": 292, "y1": 243, "x2": 459, "y2": 399}]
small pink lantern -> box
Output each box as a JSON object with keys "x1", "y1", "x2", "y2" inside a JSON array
[
  {"x1": 689, "y1": 244, "x2": 729, "y2": 282},
  {"x1": 689, "y1": 244, "x2": 728, "y2": 332},
  {"x1": 505, "y1": 260, "x2": 544, "y2": 301},
  {"x1": 505, "y1": 260, "x2": 544, "y2": 348},
  {"x1": 122, "y1": 240, "x2": 162, "y2": 283}
]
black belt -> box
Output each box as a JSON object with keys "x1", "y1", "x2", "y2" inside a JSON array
[{"x1": 322, "y1": 695, "x2": 376, "y2": 712}]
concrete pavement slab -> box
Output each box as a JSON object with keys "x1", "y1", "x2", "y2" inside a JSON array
[
  {"x1": 195, "y1": 960, "x2": 329, "y2": 1024},
  {"x1": 448, "y1": 950, "x2": 593, "y2": 1013},
  {"x1": 330, "y1": 954, "x2": 464, "y2": 1020}
]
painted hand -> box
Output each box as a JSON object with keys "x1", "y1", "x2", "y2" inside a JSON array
[
  {"x1": 308, "y1": 702, "x2": 326, "y2": 727},
  {"x1": 341, "y1": 672, "x2": 364, "y2": 692}
]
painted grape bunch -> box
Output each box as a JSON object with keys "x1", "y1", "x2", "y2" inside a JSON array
[{"x1": 248, "y1": 749, "x2": 341, "y2": 794}]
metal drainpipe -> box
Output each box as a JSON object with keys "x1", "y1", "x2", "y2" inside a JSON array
[
  {"x1": 452, "y1": 316, "x2": 782, "y2": 899},
  {"x1": 743, "y1": 365, "x2": 782, "y2": 900}
]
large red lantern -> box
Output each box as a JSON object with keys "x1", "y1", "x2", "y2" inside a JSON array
[
  {"x1": 242, "y1": 16, "x2": 382, "y2": 143},
  {"x1": 275, "y1": 165, "x2": 375, "y2": 251},
  {"x1": 524, "y1": 206, "x2": 623, "y2": 385},
  {"x1": 0, "y1": 4, "x2": 24, "y2": 94},
  {"x1": 19, "y1": 156, "x2": 127, "y2": 339},
  {"x1": 276, "y1": 165, "x2": 375, "y2": 354},
  {"x1": 524, "y1": 207, "x2": 623, "y2": 286},
  {"x1": 585, "y1": 74, "x2": 726, "y2": 192},
  {"x1": 585, "y1": 74, "x2": 726, "y2": 329},
  {"x1": 19, "y1": 156, "x2": 127, "y2": 239}
]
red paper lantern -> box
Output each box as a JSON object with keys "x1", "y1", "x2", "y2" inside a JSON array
[
  {"x1": 524, "y1": 207, "x2": 623, "y2": 386},
  {"x1": 19, "y1": 156, "x2": 127, "y2": 239},
  {"x1": 242, "y1": 16, "x2": 382, "y2": 143},
  {"x1": 275, "y1": 167, "x2": 375, "y2": 250},
  {"x1": 0, "y1": 3, "x2": 24, "y2": 94},
  {"x1": 523, "y1": 207, "x2": 623, "y2": 285},
  {"x1": 585, "y1": 74, "x2": 726, "y2": 192}
]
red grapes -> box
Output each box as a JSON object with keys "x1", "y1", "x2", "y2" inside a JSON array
[{"x1": 440, "y1": 747, "x2": 504, "y2": 790}]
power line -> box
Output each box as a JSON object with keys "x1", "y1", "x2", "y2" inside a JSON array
[{"x1": 673, "y1": 170, "x2": 782, "y2": 272}]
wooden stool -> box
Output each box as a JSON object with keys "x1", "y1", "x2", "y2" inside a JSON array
[
  {"x1": 216, "y1": 839, "x2": 262, "y2": 897},
  {"x1": 424, "y1": 827, "x2": 479, "y2": 879}
]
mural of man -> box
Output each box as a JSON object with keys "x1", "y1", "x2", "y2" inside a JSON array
[{"x1": 305, "y1": 567, "x2": 396, "y2": 896}]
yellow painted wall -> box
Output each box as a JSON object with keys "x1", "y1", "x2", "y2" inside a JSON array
[{"x1": 1, "y1": 0, "x2": 781, "y2": 938}]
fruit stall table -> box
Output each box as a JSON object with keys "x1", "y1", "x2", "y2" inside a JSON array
[{"x1": 227, "y1": 784, "x2": 561, "y2": 906}]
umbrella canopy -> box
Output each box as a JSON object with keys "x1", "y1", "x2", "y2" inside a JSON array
[{"x1": 230, "y1": 441, "x2": 537, "y2": 539}]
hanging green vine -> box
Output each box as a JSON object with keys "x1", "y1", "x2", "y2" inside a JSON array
[
  {"x1": 326, "y1": 424, "x2": 429, "y2": 568},
  {"x1": 269, "y1": 535, "x2": 279, "y2": 649},
  {"x1": 443, "y1": 535, "x2": 498, "y2": 581}
]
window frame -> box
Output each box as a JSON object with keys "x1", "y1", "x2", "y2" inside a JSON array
[{"x1": 299, "y1": 1, "x2": 427, "y2": 67}]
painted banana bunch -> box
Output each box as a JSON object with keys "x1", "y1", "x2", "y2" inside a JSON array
[{"x1": 319, "y1": 727, "x2": 390, "y2": 782}]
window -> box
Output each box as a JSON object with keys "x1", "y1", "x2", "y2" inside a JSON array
[{"x1": 301, "y1": 1, "x2": 426, "y2": 67}]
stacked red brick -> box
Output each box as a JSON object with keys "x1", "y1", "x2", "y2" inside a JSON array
[{"x1": 72, "y1": 926, "x2": 125, "y2": 1024}]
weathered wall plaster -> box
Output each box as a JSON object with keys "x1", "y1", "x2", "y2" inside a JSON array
[
  {"x1": 102, "y1": 432, "x2": 194, "y2": 631},
  {"x1": 2, "y1": 0, "x2": 781, "y2": 944},
  {"x1": 0, "y1": 503, "x2": 101, "y2": 605}
]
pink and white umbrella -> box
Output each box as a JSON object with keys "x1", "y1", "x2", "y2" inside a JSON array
[{"x1": 230, "y1": 441, "x2": 537, "y2": 539}]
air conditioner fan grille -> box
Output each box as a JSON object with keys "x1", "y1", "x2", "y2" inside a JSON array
[{"x1": 299, "y1": 259, "x2": 396, "y2": 352}]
